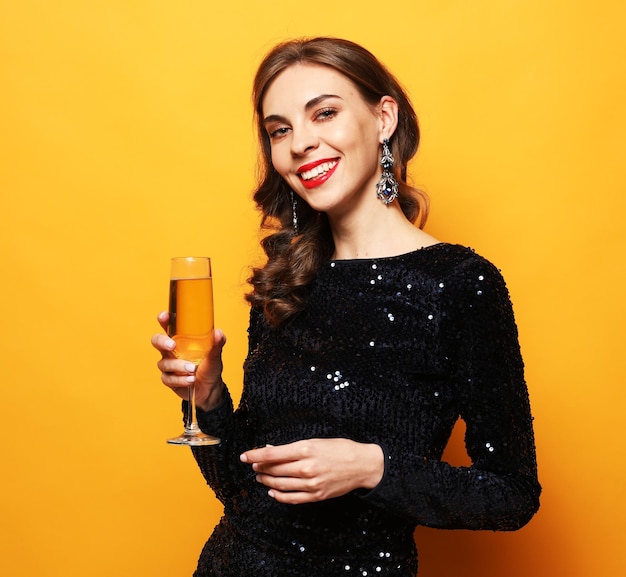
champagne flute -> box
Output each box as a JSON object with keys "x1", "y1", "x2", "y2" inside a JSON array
[{"x1": 166, "y1": 257, "x2": 220, "y2": 446}]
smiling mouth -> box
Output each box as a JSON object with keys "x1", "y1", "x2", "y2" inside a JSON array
[{"x1": 298, "y1": 160, "x2": 338, "y2": 182}]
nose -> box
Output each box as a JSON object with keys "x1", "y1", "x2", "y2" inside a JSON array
[{"x1": 290, "y1": 123, "x2": 319, "y2": 157}]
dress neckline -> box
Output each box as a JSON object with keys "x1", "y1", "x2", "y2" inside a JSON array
[{"x1": 327, "y1": 242, "x2": 452, "y2": 265}]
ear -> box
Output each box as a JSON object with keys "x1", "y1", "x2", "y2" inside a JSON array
[{"x1": 378, "y1": 95, "x2": 399, "y2": 141}]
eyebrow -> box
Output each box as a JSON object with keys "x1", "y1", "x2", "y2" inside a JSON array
[{"x1": 263, "y1": 93, "x2": 342, "y2": 125}]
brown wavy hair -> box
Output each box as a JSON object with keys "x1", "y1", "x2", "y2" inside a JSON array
[{"x1": 246, "y1": 37, "x2": 429, "y2": 326}]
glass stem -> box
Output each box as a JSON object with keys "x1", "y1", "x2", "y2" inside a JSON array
[{"x1": 185, "y1": 383, "x2": 201, "y2": 435}]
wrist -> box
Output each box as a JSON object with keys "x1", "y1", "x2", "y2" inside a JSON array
[{"x1": 197, "y1": 379, "x2": 226, "y2": 413}]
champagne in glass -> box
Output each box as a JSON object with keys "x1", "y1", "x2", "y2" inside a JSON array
[{"x1": 166, "y1": 257, "x2": 220, "y2": 446}]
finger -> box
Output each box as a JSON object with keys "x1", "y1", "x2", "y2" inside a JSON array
[
  {"x1": 241, "y1": 441, "x2": 307, "y2": 465},
  {"x1": 167, "y1": 384, "x2": 194, "y2": 398},
  {"x1": 252, "y1": 458, "x2": 316, "y2": 478},
  {"x1": 151, "y1": 333, "x2": 176, "y2": 357},
  {"x1": 255, "y1": 472, "x2": 321, "y2": 493},
  {"x1": 160, "y1": 369, "x2": 196, "y2": 390},
  {"x1": 255, "y1": 474, "x2": 300, "y2": 492},
  {"x1": 157, "y1": 356, "x2": 197, "y2": 391},
  {"x1": 240, "y1": 446, "x2": 283, "y2": 465},
  {"x1": 206, "y1": 328, "x2": 227, "y2": 360},
  {"x1": 157, "y1": 358, "x2": 197, "y2": 376},
  {"x1": 266, "y1": 489, "x2": 322, "y2": 505},
  {"x1": 213, "y1": 328, "x2": 227, "y2": 348},
  {"x1": 157, "y1": 311, "x2": 170, "y2": 332},
  {"x1": 194, "y1": 329, "x2": 227, "y2": 383}
]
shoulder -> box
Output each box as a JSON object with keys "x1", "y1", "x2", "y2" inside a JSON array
[
  {"x1": 400, "y1": 243, "x2": 511, "y2": 306},
  {"x1": 431, "y1": 245, "x2": 516, "y2": 322},
  {"x1": 441, "y1": 244, "x2": 504, "y2": 284},
  {"x1": 403, "y1": 243, "x2": 504, "y2": 284}
]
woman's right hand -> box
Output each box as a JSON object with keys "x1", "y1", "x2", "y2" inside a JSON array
[{"x1": 151, "y1": 311, "x2": 227, "y2": 412}]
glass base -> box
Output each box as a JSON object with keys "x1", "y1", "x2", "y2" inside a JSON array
[{"x1": 167, "y1": 431, "x2": 220, "y2": 446}]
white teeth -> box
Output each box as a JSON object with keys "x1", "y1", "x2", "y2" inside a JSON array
[{"x1": 300, "y1": 161, "x2": 337, "y2": 180}]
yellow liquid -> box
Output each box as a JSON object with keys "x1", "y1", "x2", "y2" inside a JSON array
[{"x1": 168, "y1": 277, "x2": 214, "y2": 364}]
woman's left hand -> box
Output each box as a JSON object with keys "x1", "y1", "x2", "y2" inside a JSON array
[{"x1": 240, "y1": 439, "x2": 384, "y2": 504}]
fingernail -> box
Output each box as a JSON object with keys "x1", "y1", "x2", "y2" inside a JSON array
[
  {"x1": 267, "y1": 490, "x2": 275, "y2": 499},
  {"x1": 184, "y1": 363, "x2": 196, "y2": 372},
  {"x1": 240, "y1": 454, "x2": 248, "y2": 463},
  {"x1": 185, "y1": 375, "x2": 196, "y2": 384},
  {"x1": 166, "y1": 339, "x2": 175, "y2": 348}
]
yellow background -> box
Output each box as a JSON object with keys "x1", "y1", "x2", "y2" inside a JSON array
[{"x1": 1, "y1": 1, "x2": 624, "y2": 576}]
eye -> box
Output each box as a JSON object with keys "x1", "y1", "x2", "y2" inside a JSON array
[
  {"x1": 314, "y1": 107, "x2": 337, "y2": 121},
  {"x1": 267, "y1": 125, "x2": 291, "y2": 140}
]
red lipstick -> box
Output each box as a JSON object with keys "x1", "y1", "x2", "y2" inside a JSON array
[{"x1": 297, "y1": 158, "x2": 339, "y2": 190}]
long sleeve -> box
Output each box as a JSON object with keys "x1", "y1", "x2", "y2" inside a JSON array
[
  {"x1": 186, "y1": 390, "x2": 241, "y2": 506},
  {"x1": 361, "y1": 255, "x2": 541, "y2": 530},
  {"x1": 189, "y1": 307, "x2": 265, "y2": 506}
]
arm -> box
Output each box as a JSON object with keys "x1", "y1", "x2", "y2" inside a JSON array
[
  {"x1": 152, "y1": 311, "x2": 242, "y2": 504},
  {"x1": 361, "y1": 256, "x2": 541, "y2": 530},
  {"x1": 189, "y1": 390, "x2": 241, "y2": 506},
  {"x1": 190, "y1": 307, "x2": 265, "y2": 504}
]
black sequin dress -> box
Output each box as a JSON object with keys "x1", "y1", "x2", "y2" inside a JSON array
[{"x1": 190, "y1": 244, "x2": 540, "y2": 576}]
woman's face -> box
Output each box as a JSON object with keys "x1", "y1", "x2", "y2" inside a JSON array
[{"x1": 262, "y1": 64, "x2": 391, "y2": 221}]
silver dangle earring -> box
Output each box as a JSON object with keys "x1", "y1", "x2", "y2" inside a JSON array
[
  {"x1": 290, "y1": 190, "x2": 299, "y2": 235},
  {"x1": 375, "y1": 138, "x2": 399, "y2": 205}
]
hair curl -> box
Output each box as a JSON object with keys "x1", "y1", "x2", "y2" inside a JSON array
[{"x1": 246, "y1": 37, "x2": 429, "y2": 326}]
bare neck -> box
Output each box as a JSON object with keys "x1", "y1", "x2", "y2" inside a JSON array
[{"x1": 329, "y1": 203, "x2": 439, "y2": 260}]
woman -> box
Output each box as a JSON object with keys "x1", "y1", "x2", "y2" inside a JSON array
[{"x1": 152, "y1": 37, "x2": 540, "y2": 577}]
